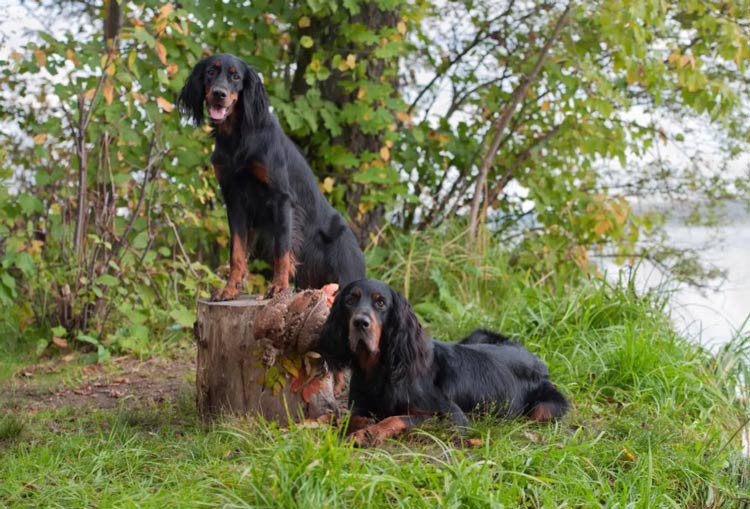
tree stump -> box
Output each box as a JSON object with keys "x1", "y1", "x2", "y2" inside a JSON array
[{"x1": 194, "y1": 294, "x2": 337, "y2": 424}]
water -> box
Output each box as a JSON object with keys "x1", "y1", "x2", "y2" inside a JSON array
[{"x1": 667, "y1": 220, "x2": 750, "y2": 350}]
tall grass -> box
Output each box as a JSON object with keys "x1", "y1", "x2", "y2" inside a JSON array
[{"x1": 1, "y1": 227, "x2": 749, "y2": 507}]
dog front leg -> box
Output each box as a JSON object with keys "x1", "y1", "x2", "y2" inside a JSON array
[
  {"x1": 266, "y1": 188, "x2": 295, "y2": 297},
  {"x1": 349, "y1": 415, "x2": 431, "y2": 447},
  {"x1": 213, "y1": 191, "x2": 249, "y2": 301}
]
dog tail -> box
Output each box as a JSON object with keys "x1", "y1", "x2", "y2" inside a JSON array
[
  {"x1": 525, "y1": 381, "x2": 569, "y2": 422},
  {"x1": 318, "y1": 215, "x2": 347, "y2": 244},
  {"x1": 459, "y1": 328, "x2": 512, "y2": 345}
]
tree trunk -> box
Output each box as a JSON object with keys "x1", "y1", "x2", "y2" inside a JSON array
[
  {"x1": 290, "y1": 2, "x2": 400, "y2": 247},
  {"x1": 194, "y1": 296, "x2": 337, "y2": 423}
]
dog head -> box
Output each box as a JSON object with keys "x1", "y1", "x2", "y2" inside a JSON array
[{"x1": 177, "y1": 53, "x2": 268, "y2": 127}]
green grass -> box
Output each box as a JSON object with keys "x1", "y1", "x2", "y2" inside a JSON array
[{"x1": 1, "y1": 228, "x2": 749, "y2": 508}]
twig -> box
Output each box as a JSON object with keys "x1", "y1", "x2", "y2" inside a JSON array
[{"x1": 165, "y1": 212, "x2": 201, "y2": 280}]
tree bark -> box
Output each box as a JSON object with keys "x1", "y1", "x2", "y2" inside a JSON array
[
  {"x1": 194, "y1": 296, "x2": 337, "y2": 423},
  {"x1": 290, "y1": 2, "x2": 400, "y2": 247}
]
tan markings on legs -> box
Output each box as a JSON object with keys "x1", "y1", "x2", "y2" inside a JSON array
[
  {"x1": 264, "y1": 251, "x2": 293, "y2": 298},
  {"x1": 528, "y1": 403, "x2": 553, "y2": 422},
  {"x1": 346, "y1": 415, "x2": 376, "y2": 435},
  {"x1": 350, "y1": 416, "x2": 411, "y2": 447},
  {"x1": 212, "y1": 231, "x2": 247, "y2": 301}
]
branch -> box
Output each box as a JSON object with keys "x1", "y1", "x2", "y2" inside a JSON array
[
  {"x1": 407, "y1": 2, "x2": 516, "y2": 114},
  {"x1": 468, "y1": 3, "x2": 572, "y2": 238}
]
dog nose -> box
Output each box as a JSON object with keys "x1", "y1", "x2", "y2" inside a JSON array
[
  {"x1": 212, "y1": 88, "x2": 227, "y2": 100},
  {"x1": 352, "y1": 315, "x2": 371, "y2": 330}
]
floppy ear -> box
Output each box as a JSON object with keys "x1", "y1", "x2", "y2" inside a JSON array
[
  {"x1": 317, "y1": 287, "x2": 353, "y2": 371},
  {"x1": 383, "y1": 288, "x2": 429, "y2": 381},
  {"x1": 241, "y1": 63, "x2": 269, "y2": 125},
  {"x1": 177, "y1": 57, "x2": 208, "y2": 125}
]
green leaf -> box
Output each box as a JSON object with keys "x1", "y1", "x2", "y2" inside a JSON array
[
  {"x1": 300, "y1": 36, "x2": 314, "y2": 49},
  {"x1": 132, "y1": 230, "x2": 149, "y2": 249},
  {"x1": 95, "y1": 274, "x2": 120, "y2": 287},
  {"x1": 170, "y1": 307, "x2": 195, "y2": 328}
]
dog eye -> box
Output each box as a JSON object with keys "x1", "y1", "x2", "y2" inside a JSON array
[
  {"x1": 232, "y1": 74, "x2": 241, "y2": 81},
  {"x1": 374, "y1": 299, "x2": 386, "y2": 309},
  {"x1": 345, "y1": 295, "x2": 358, "y2": 306},
  {"x1": 207, "y1": 68, "x2": 217, "y2": 76}
]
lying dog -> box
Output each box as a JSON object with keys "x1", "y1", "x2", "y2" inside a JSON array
[
  {"x1": 178, "y1": 53, "x2": 365, "y2": 300},
  {"x1": 318, "y1": 278, "x2": 569, "y2": 446}
]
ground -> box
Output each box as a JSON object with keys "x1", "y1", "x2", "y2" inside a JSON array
[{"x1": 2, "y1": 353, "x2": 195, "y2": 415}]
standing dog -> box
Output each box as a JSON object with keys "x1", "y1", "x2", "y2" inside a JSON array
[
  {"x1": 318, "y1": 279, "x2": 569, "y2": 446},
  {"x1": 178, "y1": 53, "x2": 365, "y2": 300}
]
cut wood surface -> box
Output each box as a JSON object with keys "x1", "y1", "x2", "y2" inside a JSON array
[{"x1": 194, "y1": 295, "x2": 336, "y2": 424}]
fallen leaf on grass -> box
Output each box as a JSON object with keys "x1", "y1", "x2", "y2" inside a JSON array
[
  {"x1": 296, "y1": 419, "x2": 325, "y2": 429},
  {"x1": 523, "y1": 431, "x2": 541, "y2": 442},
  {"x1": 109, "y1": 389, "x2": 125, "y2": 398},
  {"x1": 112, "y1": 377, "x2": 130, "y2": 384},
  {"x1": 621, "y1": 447, "x2": 637, "y2": 462},
  {"x1": 466, "y1": 438, "x2": 483, "y2": 448},
  {"x1": 21, "y1": 482, "x2": 38, "y2": 491},
  {"x1": 52, "y1": 337, "x2": 68, "y2": 348}
]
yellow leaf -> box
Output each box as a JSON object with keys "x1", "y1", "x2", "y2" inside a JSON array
[
  {"x1": 626, "y1": 68, "x2": 637, "y2": 85},
  {"x1": 132, "y1": 92, "x2": 147, "y2": 104},
  {"x1": 156, "y1": 96, "x2": 174, "y2": 112},
  {"x1": 345, "y1": 53, "x2": 356, "y2": 68},
  {"x1": 379, "y1": 146, "x2": 390, "y2": 161},
  {"x1": 298, "y1": 15, "x2": 311, "y2": 28},
  {"x1": 594, "y1": 219, "x2": 612, "y2": 236},
  {"x1": 127, "y1": 49, "x2": 137, "y2": 71},
  {"x1": 357, "y1": 87, "x2": 366, "y2": 100},
  {"x1": 397, "y1": 21, "x2": 407, "y2": 34},
  {"x1": 167, "y1": 63, "x2": 178, "y2": 77},
  {"x1": 395, "y1": 111, "x2": 411, "y2": 124},
  {"x1": 171, "y1": 21, "x2": 184, "y2": 34},
  {"x1": 66, "y1": 48, "x2": 80, "y2": 66},
  {"x1": 667, "y1": 50, "x2": 679, "y2": 65},
  {"x1": 541, "y1": 100, "x2": 550, "y2": 112},
  {"x1": 32, "y1": 133, "x2": 48, "y2": 145},
  {"x1": 131, "y1": 18, "x2": 145, "y2": 27},
  {"x1": 385, "y1": 139, "x2": 393, "y2": 148},
  {"x1": 154, "y1": 18, "x2": 168, "y2": 36},
  {"x1": 319, "y1": 176, "x2": 334, "y2": 194},
  {"x1": 158, "y1": 2, "x2": 174, "y2": 19},
  {"x1": 622, "y1": 447, "x2": 637, "y2": 462},
  {"x1": 34, "y1": 49, "x2": 46, "y2": 67},
  {"x1": 84, "y1": 88, "x2": 96, "y2": 101},
  {"x1": 679, "y1": 54, "x2": 691, "y2": 68},
  {"x1": 102, "y1": 77, "x2": 114, "y2": 105},
  {"x1": 281, "y1": 357, "x2": 300, "y2": 378},
  {"x1": 155, "y1": 41, "x2": 168, "y2": 65}
]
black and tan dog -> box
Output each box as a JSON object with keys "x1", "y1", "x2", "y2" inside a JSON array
[
  {"x1": 178, "y1": 53, "x2": 365, "y2": 300},
  {"x1": 318, "y1": 279, "x2": 569, "y2": 446}
]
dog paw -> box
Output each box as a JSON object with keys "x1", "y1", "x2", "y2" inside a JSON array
[
  {"x1": 264, "y1": 284, "x2": 289, "y2": 299},
  {"x1": 349, "y1": 428, "x2": 375, "y2": 447},
  {"x1": 211, "y1": 285, "x2": 240, "y2": 301}
]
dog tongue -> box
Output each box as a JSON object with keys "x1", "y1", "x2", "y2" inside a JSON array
[{"x1": 208, "y1": 106, "x2": 227, "y2": 121}]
